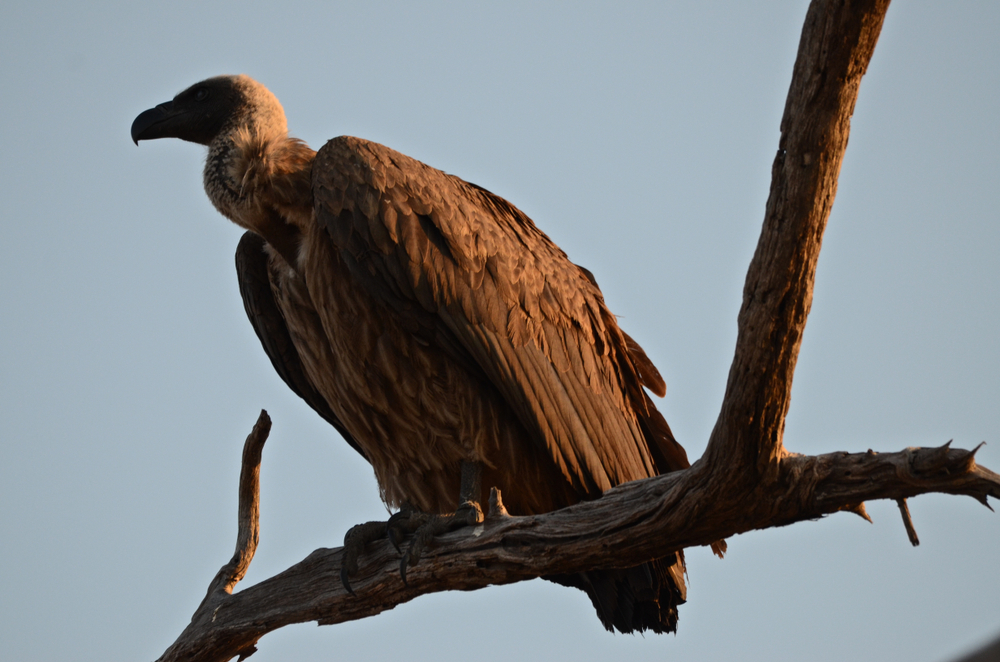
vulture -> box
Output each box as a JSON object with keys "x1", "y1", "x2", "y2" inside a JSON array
[{"x1": 132, "y1": 74, "x2": 692, "y2": 634}]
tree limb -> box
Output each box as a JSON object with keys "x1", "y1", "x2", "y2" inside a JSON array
[
  {"x1": 704, "y1": 0, "x2": 890, "y2": 478},
  {"x1": 156, "y1": 437, "x2": 998, "y2": 662},
  {"x1": 152, "y1": 1, "x2": 998, "y2": 660}
]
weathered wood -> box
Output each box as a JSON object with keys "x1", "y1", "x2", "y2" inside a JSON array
[
  {"x1": 152, "y1": 1, "x2": 999, "y2": 661},
  {"x1": 159, "y1": 411, "x2": 270, "y2": 662},
  {"x1": 704, "y1": 0, "x2": 891, "y2": 478},
  {"x1": 156, "y1": 440, "x2": 998, "y2": 662},
  {"x1": 896, "y1": 498, "x2": 920, "y2": 546}
]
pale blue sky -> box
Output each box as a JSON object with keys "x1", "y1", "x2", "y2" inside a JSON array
[{"x1": 1, "y1": 2, "x2": 998, "y2": 661}]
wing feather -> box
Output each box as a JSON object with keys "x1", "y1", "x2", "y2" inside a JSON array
[
  {"x1": 235, "y1": 231, "x2": 368, "y2": 460},
  {"x1": 312, "y1": 136, "x2": 681, "y2": 494}
]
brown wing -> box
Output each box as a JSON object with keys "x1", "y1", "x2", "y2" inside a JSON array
[
  {"x1": 235, "y1": 231, "x2": 368, "y2": 460},
  {"x1": 311, "y1": 137, "x2": 686, "y2": 495}
]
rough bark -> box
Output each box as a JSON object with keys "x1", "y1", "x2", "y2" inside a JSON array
[
  {"x1": 154, "y1": 1, "x2": 998, "y2": 660},
  {"x1": 703, "y1": 0, "x2": 891, "y2": 478},
  {"x1": 158, "y1": 429, "x2": 997, "y2": 662}
]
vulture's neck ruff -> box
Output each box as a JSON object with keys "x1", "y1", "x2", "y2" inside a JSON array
[{"x1": 132, "y1": 74, "x2": 314, "y2": 268}]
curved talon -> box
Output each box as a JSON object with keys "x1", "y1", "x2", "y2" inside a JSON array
[
  {"x1": 340, "y1": 565, "x2": 357, "y2": 596},
  {"x1": 392, "y1": 461, "x2": 486, "y2": 586},
  {"x1": 340, "y1": 519, "x2": 389, "y2": 596},
  {"x1": 398, "y1": 521, "x2": 435, "y2": 585},
  {"x1": 386, "y1": 508, "x2": 414, "y2": 554},
  {"x1": 387, "y1": 527, "x2": 404, "y2": 554},
  {"x1": 399, "y1": 553, "x2": 411, "y2": 586}
]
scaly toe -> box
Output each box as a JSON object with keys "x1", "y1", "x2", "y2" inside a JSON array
[
  {"x1": 341, "y1": 520, "x2": 389, "y2": 595},
  {"x1": 397, "y1": 503, "x2": 483, "y2": 585}
]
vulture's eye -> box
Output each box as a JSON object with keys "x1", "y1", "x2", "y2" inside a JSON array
[{"x1": 194, "y1": 88, "x2": 209, "y2": 101}]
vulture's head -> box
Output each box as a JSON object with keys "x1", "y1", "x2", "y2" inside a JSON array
[{"x1": 131, "y1": 75, "x2": 286, "y2": 146}]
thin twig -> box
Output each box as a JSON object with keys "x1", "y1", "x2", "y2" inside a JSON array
[{"x1": 896, "y1": 498, "x2": 920, "y2": 547}]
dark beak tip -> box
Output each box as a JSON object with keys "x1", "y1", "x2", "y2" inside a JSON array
[
  {"x1": 130, "y1": 115, "x2": 147, "y2": 145},
  {"x1": 130, "y1": 104, "x2": 170, "y2": 145}
]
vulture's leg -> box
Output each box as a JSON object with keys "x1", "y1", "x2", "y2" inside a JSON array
[
  {"x1": 394, "y1": 460, "x2": 485, "y2": 583},
  {"x1": 340, "y1": 461, "x2": 486, "y2": 592}
]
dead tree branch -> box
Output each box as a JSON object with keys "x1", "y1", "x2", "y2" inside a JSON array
[
  {"x1": 157, "y1": 436, "x2": 998, "y2": 662},
  {"x1": 154, "y1": 1, "x2": 997, "y2": 660},
  {"x1": 704, "y1": 0, "x2": 891, "y2": 478}
]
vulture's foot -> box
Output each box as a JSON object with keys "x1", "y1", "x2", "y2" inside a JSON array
[
  {"x1": 393, "y1": 499, "x2": 484, "y2": 584},
  {"x1": 393, "y1": 459, "x2": 486, "y2": 584},
  {"x1": 340, "y1": 519, "x2": 390, "y2": 595}
]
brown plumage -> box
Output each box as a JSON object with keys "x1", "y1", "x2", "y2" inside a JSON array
[{"x1": 132, "y1": 74, "x2": 691, "y2": 633}]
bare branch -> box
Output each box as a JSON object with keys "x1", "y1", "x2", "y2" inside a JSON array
[
  {"x1": 159, "y1": 411, "x2": 270, "y2": 662},
  {"x1": 704, "y1": 0, "x2": 890, "y2": 478},
  {"x1": 156, "y1": 439, "x2": 997, "y2": 662},
  {"x1": 896, "y1": 499, "x2": 920, "y2": 546},
  {"x1": 212, "y1": 410, "x2": 269, "y2": 597}
]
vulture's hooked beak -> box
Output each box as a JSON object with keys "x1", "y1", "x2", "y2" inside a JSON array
[{"x1": 131, "y1": 101, "x2": 186, "y2": 145}]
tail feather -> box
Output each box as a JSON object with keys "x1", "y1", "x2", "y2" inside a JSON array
[{"x1": 545, "y1": 552, "x2": 686, "y2": 634}]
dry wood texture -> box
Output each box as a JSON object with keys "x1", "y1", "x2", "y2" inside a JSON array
[{"x1": 154, "y1": 1, "x2": 998, "y2": 660}]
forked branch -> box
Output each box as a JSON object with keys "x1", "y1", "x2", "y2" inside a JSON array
[{"x1": 156, "y1": 430, "x2": 998, "y2": 662}]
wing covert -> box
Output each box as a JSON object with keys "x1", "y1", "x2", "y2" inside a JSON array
[{"x1": 312, "y1": 137, "x2": 679, "y2": 493}]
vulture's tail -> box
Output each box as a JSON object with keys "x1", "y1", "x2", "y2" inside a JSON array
[{"x1": 545, "y1": 552, "x2": 686, "y2": 634}]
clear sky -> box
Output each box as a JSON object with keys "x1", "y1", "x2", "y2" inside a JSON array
[{"x1": 1, "y1": 2, "x2": 997, "y2": 661}]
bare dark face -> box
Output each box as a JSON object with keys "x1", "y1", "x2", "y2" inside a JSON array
[{"x1": 131, "y1": 76, "x2": 246, "y2": 146}]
